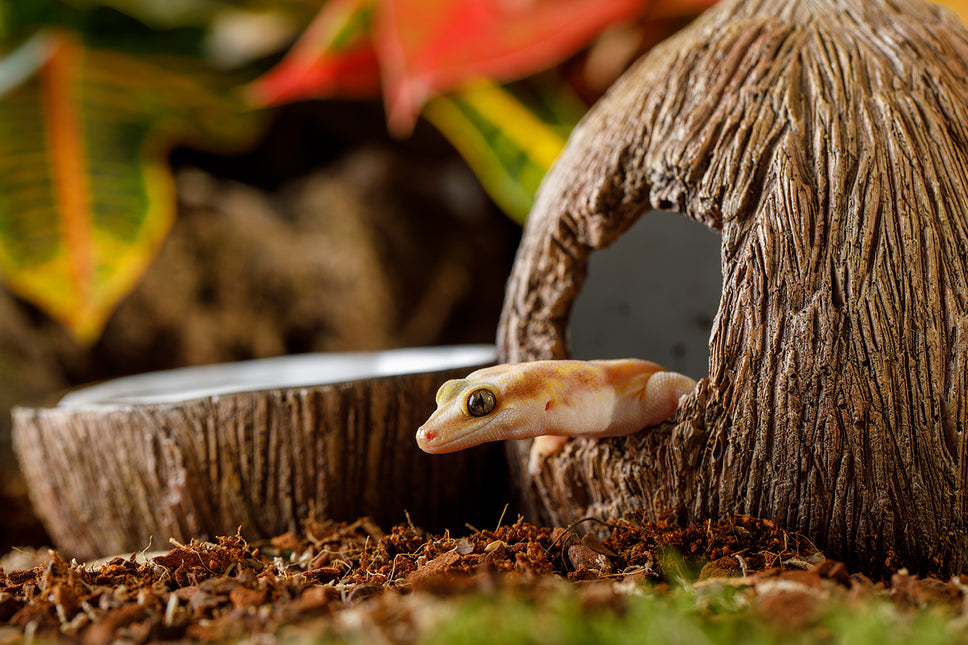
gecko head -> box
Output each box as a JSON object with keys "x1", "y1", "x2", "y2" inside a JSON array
[{"x1": 416, "y1": 367, "x2": 539, "y2": 453}]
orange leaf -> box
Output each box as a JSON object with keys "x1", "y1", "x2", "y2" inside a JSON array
[
  {"x1": 42, "y1": 35, "x2": 94, "y2": 311},
  {"x1": 376, "y1": 0, "x2": 649, "y2": 133}
]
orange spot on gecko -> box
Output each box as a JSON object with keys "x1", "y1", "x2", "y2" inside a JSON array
[{"x1": 545, "y1": 400, "x2": 553, "y2": 411}]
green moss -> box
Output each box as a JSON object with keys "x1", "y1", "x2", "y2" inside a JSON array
[{"x1": 419, "y1": 583, "x2": 965, "y2": 645}]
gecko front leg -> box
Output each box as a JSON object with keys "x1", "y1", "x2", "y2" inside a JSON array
[{"x1": 528, "y1": 435, "x2": 569, "y2": 476}]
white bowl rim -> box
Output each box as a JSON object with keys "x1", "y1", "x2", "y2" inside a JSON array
[{"x1": 58, "y1": 345, "x2": 496, "y2": 407}]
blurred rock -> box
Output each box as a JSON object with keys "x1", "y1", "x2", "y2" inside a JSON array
[{"x1": 88, "y1": 144, "x2": 516, "y2": 377}]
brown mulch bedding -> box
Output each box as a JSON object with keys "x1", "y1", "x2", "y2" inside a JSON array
[{"x1": 0, "y1": 513, "x2": 963, "y2": 643}]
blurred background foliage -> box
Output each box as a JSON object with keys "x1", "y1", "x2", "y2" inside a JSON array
[{"x1": 0, "y1": 0, "x2": 724, "y2": 344}]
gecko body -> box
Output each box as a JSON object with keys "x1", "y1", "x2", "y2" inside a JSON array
[{"x1": 416, "y1": 359, "x2": 696, "y2": 471}]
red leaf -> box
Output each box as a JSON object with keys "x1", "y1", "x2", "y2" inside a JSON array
[
  {"x1": 376, "y1": 0, "x2": 650, "y2": 133},
  {"x1": 249, "y1": 43, "x2": 381, "y2": 105},
  {"x1": 247, "y1": 0, "x2": 382, "y2": 106},
  {"x1": 250, "y1": 0, "x2": 724, "y2": 130}
]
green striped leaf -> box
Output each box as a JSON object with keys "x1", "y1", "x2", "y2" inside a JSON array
[
  {"x1": 424, "y1": 79, "x2": 583, "y2": 224},
  {"x1": 0, "y1": 31, "x2": 257, "y2": 342}
]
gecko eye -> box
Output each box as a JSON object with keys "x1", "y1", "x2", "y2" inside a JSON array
[{"x1": 465, "y1": 388, "x2": 497, "y2": 417}]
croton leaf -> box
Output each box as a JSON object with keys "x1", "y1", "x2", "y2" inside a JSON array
[
  {"x1": 376, "y1": 0, "x2": 646, "y2": 133},
  {"x1": 0, "y1": 31, "x2": 257, "y2": 342},
  {"x1": 250, "y1": 0, "x2": 649, "y2": 127},
  {"x1": 247, "y1": 0, "x2": 382, "y2": 105},
  {"x1": 423, "y1": 80, "x2": 582, "y2": 224}
]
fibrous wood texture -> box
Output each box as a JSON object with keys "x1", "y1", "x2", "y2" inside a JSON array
[
  {"x1": 14, "y1": 362, "x2": 507, "y2": 560},
  {"x1": 499, "y1": 0, "x2": 968, "y2": 574}
]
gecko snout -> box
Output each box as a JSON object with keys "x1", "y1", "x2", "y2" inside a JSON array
[
  {"x1": 416, "y1": 424, "x2": 444, "y2": 452},
  {"x1": 416, "y1": 426, "x2": 433, "y2": 444}
]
